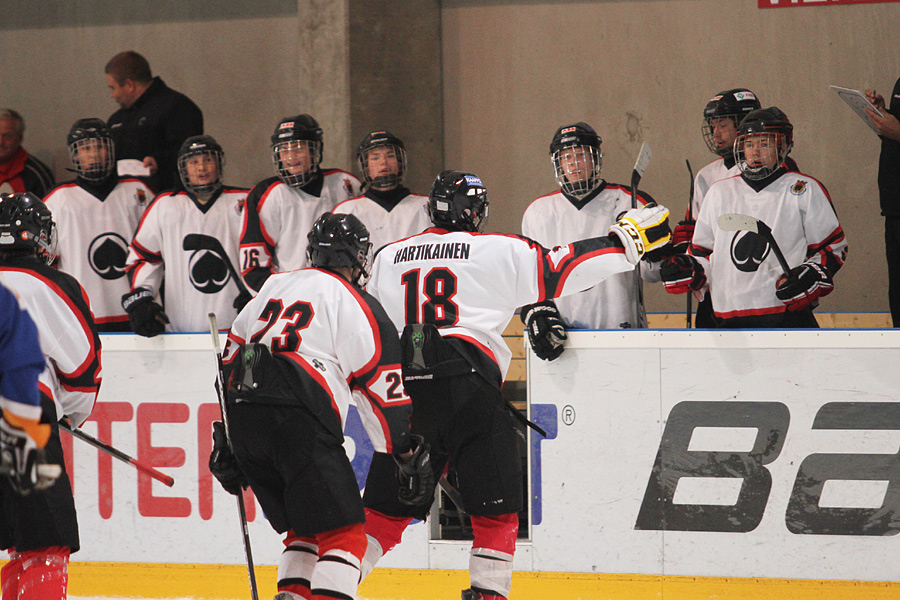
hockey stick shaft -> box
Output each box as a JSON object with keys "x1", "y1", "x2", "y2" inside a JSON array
[
  {"x1": 59, "y1": 420, "x2": 175, "y2": 487},
  {"x1": 183, "y1": 234, "x2": 252, "y2": 298},
  {"x1": 629, "y1": 143, "x2": 652, "y2": 328},
  {"x1": 685, "y1": 159, "x2": 694, "y2": 329},
  {"x1": 208, "y1": 313, "x2": 260, "y2": 600}
]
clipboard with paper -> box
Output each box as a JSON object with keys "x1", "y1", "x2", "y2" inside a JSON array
[{"x1": 830, "y1": 85, "x2": 884, "y2": 134}]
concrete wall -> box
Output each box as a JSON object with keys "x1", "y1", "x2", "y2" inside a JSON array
[
  {"x1": 441, "y1": 0, "x2": 900, "y2": 313},
  {"x1": 2, "y1": 0, "x2": 899, "y2": 313}
]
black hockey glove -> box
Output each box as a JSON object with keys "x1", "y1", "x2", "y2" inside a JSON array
[
  {"x1": 775, "y1": 262, "x2": 833, "y2": 312},
  {"x1": 233, "y1": 290, "x2": 253, "y2": 313},
  {"x1": 521, "y1": 301, "x2": 567, "y2": 361},
  {"x1": 394, "y1": 434, "x2": 434, "y2": 507},
  {"x1": 661, "y1": 254, "x2": 706, "y2": 295},
  {"x1": 208, "y1": 421, "x2": 247, "y2": 496},
  {"x1": 0, "y1": 413, "x2": 61, "y2": 496},
  {"x1": 122, "y1": 288, "x2": 169, "y2": 337}
]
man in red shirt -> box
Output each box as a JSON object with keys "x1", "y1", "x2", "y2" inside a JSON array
[{"x1": 0, "y1": 110, "x2": 55, "y2": 198}]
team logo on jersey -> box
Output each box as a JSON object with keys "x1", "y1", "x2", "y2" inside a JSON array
[
  {"x1": 791, "y1": 180, "x2": 808, "y2": 196},
  {"x1": 88, "y1": 233, "x2": 129, "y2": 280},
  {"x1": 729, "y1": 231, "x2": 771, "y2": 273},
  {"x1": 236, "y1": 198, "x2": 245, "y2": 216},
  {"x1": 135, "y1": 189, "x2": 148, "y2": 205},
  {"x1": 187, "y1": 247, "x2": 230, "y2": 294},
  {"x1": 343, "y1": 178, "x2": 354, "y2": 196}
]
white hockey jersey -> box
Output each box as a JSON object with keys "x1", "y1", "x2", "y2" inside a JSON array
[
  {"x1": 368, "y1": 227, "x2": 635, "y2": 379},
  {"x1": 334, "y1": 190, "x2": 430, "y2": 252},
  {"x1": 692, "y1": 171, "x2": 848, "y2": 324},
  {"x1": 690, "y1": 158, "x2": 735, "y2": 219},
  {"x1": 239, "y1": 171, "x2": 361, "y2": 290},
  {"x1": 521, "y1": 184, "x2": 660, "y2": 329},
  {"x1": 224, "y1": 268, "x2": 411, "y2": 454},
  {"x1": 44, "y1": 178, "x2": 152, "y2": 329},
  {"x1": 0, "y1": 258, "x2": 102, "y2": 427},
  {"x1": 126, "y1": 186, "x2": 248, "y2": 332}
]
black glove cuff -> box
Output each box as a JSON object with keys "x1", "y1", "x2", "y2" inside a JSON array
[{"x1": 122, "y1": 288, "x2": 154, "y2": 312}]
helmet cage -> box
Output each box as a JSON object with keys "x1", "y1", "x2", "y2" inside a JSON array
[
  {"x1": 306, "y1": 212, "x2": 373, "y2": 286},
  {"x1": 733, "y1": 108, "x2": 794, "y2": 181},
  {"x1": 0, "y1": 192, "x2": 57, "y2": 264},
  {"x1": 68, "y1": 136, "x2": 116, "y2": 182},
  {"x1": 178, "y1": 147, "x2": 224, "y2": 196},
  {"x1": 551, "y1": 144, "x2": 603, "y2": 199},
  {"x1": 358, "y1": 143, "x2": 407, "y2": 190},
  {"x1": 273, "y1": 140, "x2": 322, "y2": 188},
  {"x1": 701, "y1": 89, "x2": 761, "y2": 156}
]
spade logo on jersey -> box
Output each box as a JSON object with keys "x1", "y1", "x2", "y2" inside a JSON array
[
  {"x1": 88, "y1": 233, "x2": 129, "y2": 280},
  {"x1": 729, "y1": 230, "x2": 771, "y2": 273},
  {"x1": 187, "y1": 248, "x2": 230, "y2": 294}
]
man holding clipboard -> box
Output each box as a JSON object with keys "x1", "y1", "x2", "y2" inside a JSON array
[{"x1": 865, "y1": 79, "x2": 900, "y2": 326}]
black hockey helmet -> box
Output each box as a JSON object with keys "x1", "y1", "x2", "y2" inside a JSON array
[
  {"x1": 549, "y1": 122, "x2": 602, "y2": 155},
  {"x1": 701, "y1": 88, "x2": 761, "y2": 156},
  {"x1": 549, "y1": 122, "x2": 603, "y2": 199},
  {"x1": 427, "y1": 170, "x2": 489, "y2": 233},
  {"x1": 271, "y1": 114, "x2": 323, "y2": 188},
  {"x1": 734, "y1": 107, "x2": 794, "y2": 181},
  {"x1": 177, "y1": 135, "x2": 224, "y2": 196},
  {"x1": 67, "y1": 118, "x2": 116, "y2": 182},
  {"x1": 0, "y1": 192, "x2": 56, "y2": 264},
  {"x1": 356, "y1": 130, "x2": 407, "y2": 190},
  {"x1": 306, "y1": 212, "x2": 373, "y2": 286}
]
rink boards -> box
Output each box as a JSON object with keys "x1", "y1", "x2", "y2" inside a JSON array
[{"x1": 32, "y1": 331, "x2": 900, "y2": 598}]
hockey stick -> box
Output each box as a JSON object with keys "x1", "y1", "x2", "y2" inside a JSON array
[
  {"x1": 183, "y1": 234, "x2": 252, "y2": 298},
  {"x1": 685, "y1": 159, "x2": 694, "y2": 328},
  {"x1": 208, "y1": 313, "x2": 260, "y2": 600},
  {"x1": 629, "y1": 143, "x2": 652, "y2": 328},
  {"x1": 717, "y1": 213, "x2": 792, "y2": 277},
  {"x1": 59, "y1": 420, "x2": 175, "y2": 487}
]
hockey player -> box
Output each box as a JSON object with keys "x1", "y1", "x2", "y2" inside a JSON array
[
  {"x1": 209, "y1": 212, "x2": 429, "y2": 600},
  {"x1": 519, "y1": 122, "x2": 661, "y2": 360},
  {"x1": 239, "y1": 114, "x2": 361, "y2": 292},
  {"x1": 333, "y1": 130, "x2": 430, "y2": 252},
  {"x1": 661, "y1": 107, "x2": 848, "y2": 328},
  {"x1": 361, "y1": 170, "x2": 671, "y2": 600},
  {"x1": 0, "y1": 192, "x2": 102, "y2": 600},
  {"x1": 43, "y1": 118, "x2": 153, "y2": 332},
  {"x1": 122, "y1": 135, "x2": 249, "y2": 335}
]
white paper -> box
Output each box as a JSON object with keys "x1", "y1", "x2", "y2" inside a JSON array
[
  {"x1": 117, "y1": 159, "x2": 151, "y2": 177},
  {"x1": 830, "y1": 85, "x2": 884, "y2": 134}
]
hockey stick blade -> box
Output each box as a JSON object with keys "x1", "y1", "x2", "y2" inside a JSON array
[
  {"x1": 183, "y1": 234, "x2": 251, "y2": 297},
  {"x1": 59, "y1": 420, "x2": 175, "y2": 487},
  {"x1": 631, "y1": 142, "x2": 652, "y2": 186},
  {"x1": 717, "y1": 213, "x2": 792, "y2": 277}
]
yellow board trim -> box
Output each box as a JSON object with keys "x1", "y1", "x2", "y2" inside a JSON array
[{"x1": 27, "y1": 563, "x2": 897, "y2": 599}]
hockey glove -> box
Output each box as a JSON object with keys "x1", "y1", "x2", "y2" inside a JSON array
[
  {"x1": 122, "y1": 288, "x2": 169, "y2": 337},
  {"x1": 209, "y1": 421, "x2": 247, "y2": 496},
  {"x1": 608, "y1": 205, "x2": 672, "y2": 265},
  {"x1": 521, "y1": 301, "x2": 567, "y2": 361},
  {"x1": 0, "y1": 411, "x2": 61, "y2": 495},
  {"x1": 671, "y1": 219, "x2": 696, "y2": 253},
  {"x1": 661, "y1": 254, "x2": 706, "y2": 295},
  {"x1": 395, "y1": 434, "x2": 434, "y2": 507},
  {"x1": 775, "y1": 262, "x2": 834, "y2": 312}
]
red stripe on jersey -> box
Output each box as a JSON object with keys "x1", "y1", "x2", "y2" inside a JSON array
[
  {"x1": 282, "y1": 352, "x2": 341, "y2": 423},
  {"x1": 715, "y1": 304, "x2": 786, "y2": 320},
  {"x1": 130, "y1": 239, "x2": 162, "y2": 262},
  {"x1": 38, "y1": 381, "x2": 54, "y2": 402},
  {"x1": 95, "y1": 314, "x2": 128, "y2": 324},
  {"x1": 132, "y1": 193, "x2": 168, "y2": 237},
  {"x1": 252, "y1": 182, "x2": 281, "y2": 248},
  {"x1": 319, "y1": 270, "x2": 383, "y2": 379},
  {"x1": 553, "y1": 245, "x2": 624, "y2": 295},
  {"x1": 0, "y1": 267, "x2": 98, "y2": 379}
]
